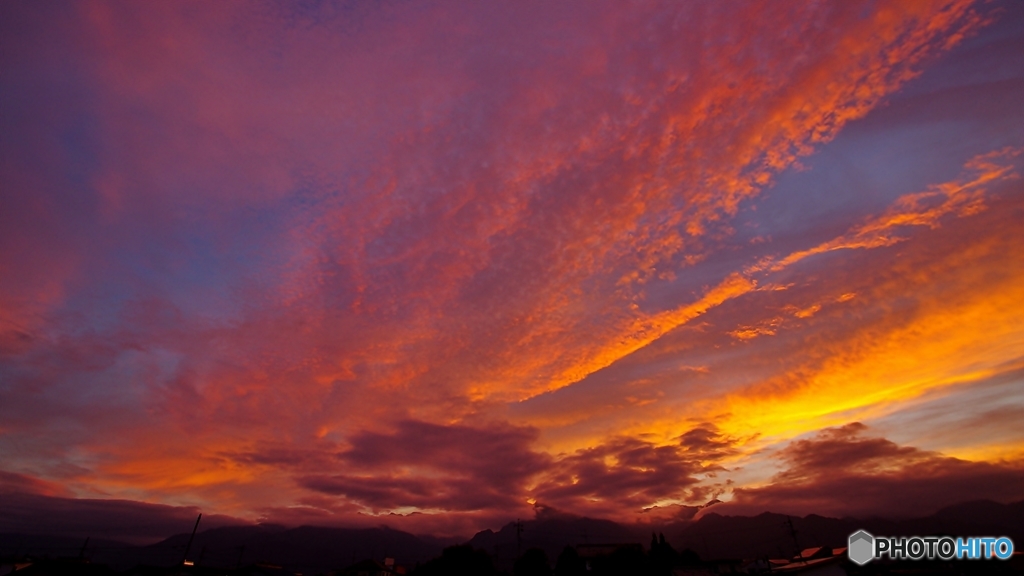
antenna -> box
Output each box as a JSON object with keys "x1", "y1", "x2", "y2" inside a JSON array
[
  {"x1": 784, "y1": 516, "x2": 805, "y2": 564},
  {"x1": 78, "y1": 537, "x2": 90, "y2": 560},
  {"x1": 182, "y1": 513, "x2": 202, "y2": 566}
]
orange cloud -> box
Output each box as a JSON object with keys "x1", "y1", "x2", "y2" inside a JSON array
[
  {"x1": 752, "y1": 147, "x2": 1021, "y2": 273},
  {"x1": 708, "y1": 154, "x2": 1024, "y2": 445}
]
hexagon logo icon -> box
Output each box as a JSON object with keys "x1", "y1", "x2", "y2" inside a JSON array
[{"x1": 848, "y1": 530, "x2": 874, "y2": 565}]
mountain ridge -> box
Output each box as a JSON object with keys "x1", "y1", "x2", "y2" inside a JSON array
[{"x1": 4, "y1": 499, "x2": 1022, "y2": 573}]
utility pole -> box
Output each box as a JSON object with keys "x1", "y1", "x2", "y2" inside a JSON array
[
  {"x1": 78, "y1": 537, "x2": 90, "y2": 560},
  {"x1": 182, "y1": 513, "x2": 202, "y2": 566},
  {"x1": 784, "y1": 517, "x2": 805, "y2": 564},
  {"x1": 515, "y1": 519, "x2": 524, "y2": 556}
]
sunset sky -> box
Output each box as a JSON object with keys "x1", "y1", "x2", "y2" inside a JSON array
[{"x1": 2, "y1": 0, "x2": 1023, "y2": 542}]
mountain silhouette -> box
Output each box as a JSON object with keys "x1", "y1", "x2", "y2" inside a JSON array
[
  {"x1": 466, "y1": 514, "x2": 642, "y2": 570},
  {"x1": 2, "y1": 525, "x2": 453, "y2": 575},
  {"x1": 4, "y1": 499, "x2": 1022, "y2": 573},
  {"x1": 666, "y1": 499, "x2": 1024, "y2": 559}
]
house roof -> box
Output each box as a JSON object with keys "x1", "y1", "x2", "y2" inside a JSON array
[
  {"x1": 796, "y1": 546, "x2": 832, "y2": 560},
  {"x1": 771, "y1": 554, "x2": 842, "y2": 573}
]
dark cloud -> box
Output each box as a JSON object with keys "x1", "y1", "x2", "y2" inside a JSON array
[
  {"x1": 226, "y1": 444, "x2": 339, "y2": 468},
  {"x1": 4, "y1": 423, "x2": 1020, "y2": 538},
  {"x1": 678, "y1": 426, "x2": 744, "y2": 461},
  {"x1": 300, "y1": 475, "x2": 510, "y2": 512},
  {"x1": 341, "y1": 420, "x2": 549, "y2": 483},
  {"x1": 296, "y1": 421, "x2": 738, "y2": 521},
  {"x1": 533, "y1": 427, "x2": 738, "y2": 516},
  {"x1": 717, "y1": 423, "x2": 1024, "y2": 518},
  {"x1": 0, "y1": 489, "x2": 248, "y2": 545},
  {"x1": 297, "y1": 420, "x2": 550, "y2": 513}
]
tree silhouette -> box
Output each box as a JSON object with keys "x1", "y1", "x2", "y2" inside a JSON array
[
  {"x1": 513, "y1": 547, "x2": 551, "y2": 576},
  {"x1": 678, "y1": 547, "x2": 701, "y2": 565},
  {"x1": 592, "y1": 545, "x2": 648, "y2": 576},
  {"x1": 649, "y1": 532, "x2": 678, "y2": 576},
  {"x1": 553, "y1": 546, "x2": 585, "y2": 576},
  {"x1": 413, "y1": 544, "x2": 496, "y2": 576}
]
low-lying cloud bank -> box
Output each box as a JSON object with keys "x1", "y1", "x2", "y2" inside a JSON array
[
  {"x1": 1, "y1": 472, "x2": 246, "y2": 544},
  {"x1": 712, "y1": 423, "x2": 1024, "y2": 519},
  {"x1": 5, "y1": 422, "x2": 1023, "y2": 541}
]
